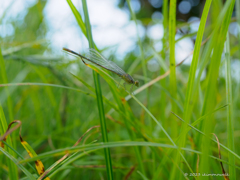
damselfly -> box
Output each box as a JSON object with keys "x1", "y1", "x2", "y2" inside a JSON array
[{"x1": 63, "y1": 48, "x2": 139, "y2": 91}]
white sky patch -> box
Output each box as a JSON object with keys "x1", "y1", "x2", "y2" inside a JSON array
[
  {"x1": 88, "y1": 0, "x2": 128, "y2": 27},
  {"x1": 44, "y1": 0, "x2": 86, "y2": 54}
]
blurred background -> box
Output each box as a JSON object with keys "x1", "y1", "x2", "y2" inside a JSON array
[
  {"x1": 1, "y1": 0, "x2": 240, "y2": 179},
  {"x1": 1, "y1": 0, "x2": 239, "y2": 74},
  {"x1": 1, "y1": 0, "x2": 205, "y2": 61}
]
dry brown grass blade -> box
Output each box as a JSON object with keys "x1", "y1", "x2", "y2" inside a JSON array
[{"x1": 212, "y1": 133, "x2": 230, "y2": 180}]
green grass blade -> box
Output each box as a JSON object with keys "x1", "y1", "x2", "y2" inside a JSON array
[
  {"x1": 168, "y1": 0, "x2": 177, "y2": 137},
  {"x1": 178, "y1": 0, "x2": 212, "y2": 176},
  {"x1": 199, "y1": 0, "x2": 235, "y2": 178},
  {"x1": 66, "y1": 0, "x2": 86, "y2": 37},
  {"x1": 224, "y1": 32, "x2": 236, "y2": 179},
  {"x1": 81, "y1": 1, "x2": 113, "y2": 179},
  {"x1": 182, "y1": 0, "x2": 212, "y2": 141},
  {"x1": 168, "y1": 0, "x2": 179, "y2": 179}
]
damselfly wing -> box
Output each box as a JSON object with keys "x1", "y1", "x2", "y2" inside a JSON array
[{"x1": 63, "y1": 48, "x2": 139, "y2": 90}]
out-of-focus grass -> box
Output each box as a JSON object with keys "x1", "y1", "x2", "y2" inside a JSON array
[{"x1": 0, "y1": 0, "x2": 239, "y2": 180}]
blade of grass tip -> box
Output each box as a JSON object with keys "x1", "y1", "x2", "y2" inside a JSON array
[
  {"x1": 199, "y1": 1, "x2": 235, "y2": 178},
  {"x1": 0, "y1": 49, "x2": 18, "y2": 180},
  {"x1": 224, "y1": 32, "x2": 236, "y2": 179},
  {"x1": 81, "y1": 0, "x2": 113, "y2": 179}
]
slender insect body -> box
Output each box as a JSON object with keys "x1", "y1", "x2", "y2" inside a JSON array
[{"x1": 63, "y1": 47, "x2": 139, "y2": 89}]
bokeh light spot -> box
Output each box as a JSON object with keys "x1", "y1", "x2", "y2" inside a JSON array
[
  {"x1": 178, "y1": 1, "x2": 191, "y2": 14},
  {"x1": 149, "y1": 0, "x2": 162, "y2": 8}
]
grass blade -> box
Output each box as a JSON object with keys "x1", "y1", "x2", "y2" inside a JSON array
[
  {"x1": 224, "y1": 32, "x2": 236, "y2": 179},
  {"x1": 199, "y1": 0, "x2": 235, "y2": 178},
  {"x1": 81, "y1": 1, "x2": 113, "y2": 179}
]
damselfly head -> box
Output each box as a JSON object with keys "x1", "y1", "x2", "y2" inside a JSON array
[{"x1": 135, "y1": 80, "x2": 139, "y2": 87}]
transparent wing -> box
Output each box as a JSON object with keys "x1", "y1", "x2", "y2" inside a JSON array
[{"x1": 83, "y1": 48, "x2": 127, "y2": 76}]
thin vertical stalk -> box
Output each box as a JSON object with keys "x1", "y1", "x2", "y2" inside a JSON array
[
  {"x1": 168, "y1": 0, "x2": 177, "y2": 138},
  {"x1": 224, "y1": 32, "x2": 236, "y2": 179},
  {"x1": 81, "y1": 1, "x2": 113, "y2": 179},
  {"x1": 168, "y1": 0, "x2": 178, "y2": 179}
]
